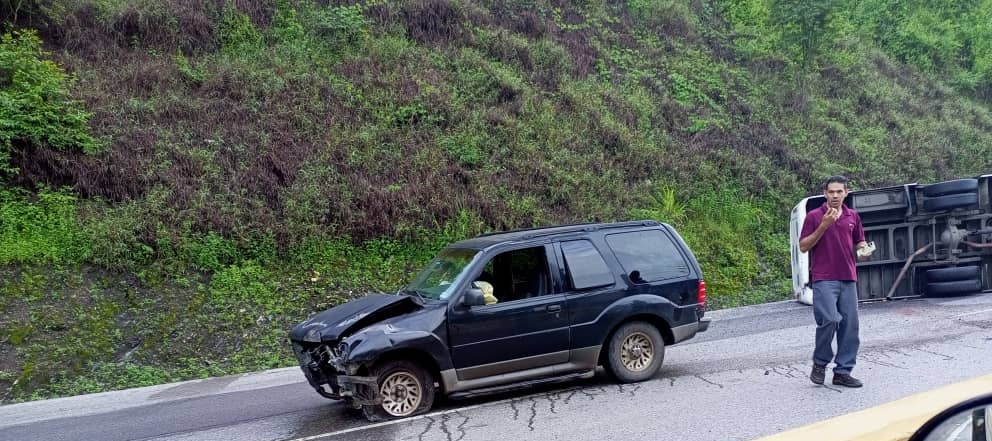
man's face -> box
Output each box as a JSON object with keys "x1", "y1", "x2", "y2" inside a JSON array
[{"x1": 824, "y1": 182, "x2": 848, "y2": 209}]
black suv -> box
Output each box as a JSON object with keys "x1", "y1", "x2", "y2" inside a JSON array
[{"x1": 289, "y1": 220, "x2": 710, "y2": 421}]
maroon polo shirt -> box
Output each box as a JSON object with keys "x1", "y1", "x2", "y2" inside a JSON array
[{"x1": 801, "y1": 204, "x2": 865, "y2": 282}]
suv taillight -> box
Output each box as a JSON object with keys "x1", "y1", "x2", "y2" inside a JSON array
[{"x1": 697, "y1": 279, "x2": 707, "y2": 309}]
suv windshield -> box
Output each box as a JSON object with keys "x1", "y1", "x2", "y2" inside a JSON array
[{"x1": 403, "y1": 247, "x2": 480, "y2": 301}]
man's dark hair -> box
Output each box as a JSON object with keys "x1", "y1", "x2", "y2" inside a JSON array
[{"x1": 821, "y1": 175, "x2": 849, "y2": 191}]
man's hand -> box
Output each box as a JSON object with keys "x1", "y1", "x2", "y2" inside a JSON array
[
  {"x1": 856, "y1": 241, "x2": 873, "y2": 261},
  {"x1": 799, "y1": 206, "x2": 841, "y2": 253},
  {"x1": 821, "y1": 206, "x2": 840, "y2": 228}
]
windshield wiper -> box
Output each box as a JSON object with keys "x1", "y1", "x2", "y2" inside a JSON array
[{"x1": 397, "y1": 288, "x2": 428, "y2": 303}]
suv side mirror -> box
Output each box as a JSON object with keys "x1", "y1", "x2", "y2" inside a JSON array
[
  {"x1": 909, "y1": 392, "x2": 992, "y2": 441},
  {"x1": 462, "y1": 288, "x2": 486, "y2": 307}
]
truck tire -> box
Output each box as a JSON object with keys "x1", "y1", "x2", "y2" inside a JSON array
[
  {"x1": 923, "y1": 193, "x2": 978, "y2": 212},
  {"x1": 926, "y1": 266, "x2": 981, "y2": 283},
  {"x1": 923, "y1": 179, "x2": 979, "y2": 197},
  {"x1": 925, "y1": 279, "x2": 982, "y2": 297},
  {"x1": 362, "y1": 360, "x2": 435, "y2": 422},
  {"x1": 604, "y1": 321, "x2": 665, "y2": 383}
]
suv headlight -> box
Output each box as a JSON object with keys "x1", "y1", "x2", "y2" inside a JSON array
[
  {"x1": 335, "y1": 340, "x2": 350, "y2": 359},
  {"x1": 303, "y1": 328, "x2": 322, "y2": 343}
]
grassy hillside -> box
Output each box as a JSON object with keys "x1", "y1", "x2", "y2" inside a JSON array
[{"x1": 1, "y1": 0, "x2": 990, "y2": 403}]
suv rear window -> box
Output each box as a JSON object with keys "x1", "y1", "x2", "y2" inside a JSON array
[
  {"x1": 561, "y1": 240, "x2": 614, "y2": 290},
  {"x1": 606, "y1": 230, "x2": 689, "y2": 281}
]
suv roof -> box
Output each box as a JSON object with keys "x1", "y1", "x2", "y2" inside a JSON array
[{"x1": 450, "y1": 220, "x2": 663, "y2": 250}]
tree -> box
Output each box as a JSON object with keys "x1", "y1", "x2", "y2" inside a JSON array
[{"x1": 771, "y1": 0, "x2": 841, "y2": 103}]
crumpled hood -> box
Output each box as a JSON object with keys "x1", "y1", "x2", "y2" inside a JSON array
[{"x1": 289, "y1": 293, "x2": 420, "y2": 342}]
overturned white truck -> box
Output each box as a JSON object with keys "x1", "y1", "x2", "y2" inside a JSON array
[{"x1": 790, "y1": 174, "x2": 992, "y2": 304}]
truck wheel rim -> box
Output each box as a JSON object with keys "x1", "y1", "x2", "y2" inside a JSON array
[
  {"x1": 380, "y1": 371, "x2": 422, "y2": 416},
  {"x1": 620, "y1": 332, "x2": 654, "y2": 372}
]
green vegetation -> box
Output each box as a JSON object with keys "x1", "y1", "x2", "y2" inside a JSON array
[
  {"x1": 1, "y1": 0, "x2": 990, "y2": 402},
  {"x1": 0, "y1": 29, "x2": 100, "y2": 175}
]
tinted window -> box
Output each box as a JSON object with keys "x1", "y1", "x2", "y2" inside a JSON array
[
  {"x1": 561, "y1": 240, "x2": 615, "y2": 290},
  {"x1": 606, "y1": 230, "x2": 689, "y2": 282}
]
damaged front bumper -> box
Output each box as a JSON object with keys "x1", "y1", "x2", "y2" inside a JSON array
[{"x1": 291, "y1": 341, "x2": 381, "y2": 406}]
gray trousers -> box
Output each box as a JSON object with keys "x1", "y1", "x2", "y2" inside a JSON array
[{"x1": 812, "y1": 280, "x2": 860, "y2": 374}]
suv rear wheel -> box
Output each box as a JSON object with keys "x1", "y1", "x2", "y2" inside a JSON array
[
  {"x1": 362, "y1": 360, "x2": 435, "y2": 422},
  {"x1": 604, "y1": 321, "x2": 665, "y2": 383}
]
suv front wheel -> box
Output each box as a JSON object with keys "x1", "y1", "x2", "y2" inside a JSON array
[
  {"x1": 604, "y1": 321, "x2": 665, "y2": 383},
  {"x1": 362, "y1": 360, "x2": 436, "y2": 422}
]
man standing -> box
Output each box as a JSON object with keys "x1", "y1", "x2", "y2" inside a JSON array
[{"x1": 799, "y1": 176, "x2": 872, "y2": 388}]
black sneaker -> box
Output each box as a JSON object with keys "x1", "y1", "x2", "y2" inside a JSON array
[
  {"x1": 832, "y1": 373, "x2": 863, "y2": 388},
  {"x1": 810, "y1": 364, "x2": 826, "y2": 385}
]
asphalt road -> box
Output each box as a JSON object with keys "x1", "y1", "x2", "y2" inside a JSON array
[{"x1": 2, "y1": 294, "x2": 992, "y2": 441}]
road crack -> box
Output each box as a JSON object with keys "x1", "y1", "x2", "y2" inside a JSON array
[
  {"x1": 451, "y1": 411, "x2": 469, "y2": 441},
  {"x1": 887, "y1": 348, "x2": 912, "y2": 357},
  {"x1": 914, "y1": 347, "x2": 954, "y2": 360},
  {"x1": 562, "y1": 389, "x2": 579, "y2": 405},
  {"x1": 510, "y1": 398, "x2": 521, "y2": 421},
  {"x1": 417, "y1": 415, "x2": 437, "y2": 441},
  {"x1": 527, "y1": 397, "x2": 538, "y2": 432},
  {"x1": 694, "y1": 374, "x2": 724, "y2": 388},
  {"x1": 439, "y1": 413, "x2": 454, "y2": 441},
  {"x1": 431, "y1": 411, "x2": 471, "y2": 441},
  {"x1": 821, "y1": 384, "x2": 844, "y2": 393},
  {"x1": 786, "y1": 364, "x2": 805, "y2": 377},
  {"x1": 769, "y1": 366, "x2": 796, "y2": 378},
  {"x1": 617, "y1": 383, "x2": 641, "y2": 397},
  {"x1": 861, "y1": 354, "x2": 907, "y2": 369},
  {"x1": 546, "y1": 391, "x2": 561, "y2": 414},
  {"x1": 580, "y1": 386, "x2": 607, "y2": 400}
]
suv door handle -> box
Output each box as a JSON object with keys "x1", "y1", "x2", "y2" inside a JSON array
[{"x1": 547, "y1": 304, "x2": 562, "y2": 313}]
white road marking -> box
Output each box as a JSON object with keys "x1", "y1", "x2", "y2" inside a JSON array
[
  {"x1": 953, "y1": 308, "x2": 992, "y2": 319},
  {"x1": 948, "y1": 416, "x2": 971, "y2": 441}
]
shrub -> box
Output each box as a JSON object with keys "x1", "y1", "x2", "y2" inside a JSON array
[
  {"x1": 0, "y1": 187, "x2": 91, "y2": 264},
  {"x1": 0, "y1": 29, "x2": 100, "y2": 176}
]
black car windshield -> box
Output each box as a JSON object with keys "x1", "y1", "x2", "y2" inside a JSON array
[{"x1": 403, "y1": 247, "x2": 480, "y2": 301}]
